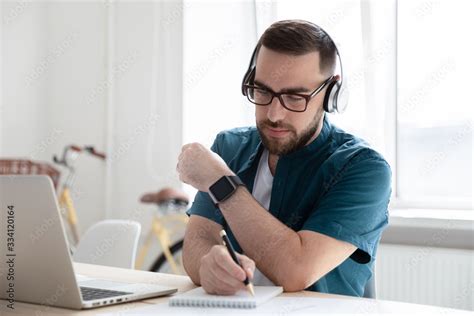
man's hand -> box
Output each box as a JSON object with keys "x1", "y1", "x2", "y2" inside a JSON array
[
  {"x1": 177, "y1": 143, "x2": 234, "y2": 192},
  {"x1": 199, "y1": 245, "x2": 255, "y2": 295}
]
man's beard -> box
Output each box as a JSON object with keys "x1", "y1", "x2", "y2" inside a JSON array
[{"x1": 257, "y1": 109, "x2": 324, "y2": 156}]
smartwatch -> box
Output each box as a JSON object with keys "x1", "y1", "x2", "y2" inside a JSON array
[{"x1": 208, "y1": 175, "x2": 244, "y2": 205}]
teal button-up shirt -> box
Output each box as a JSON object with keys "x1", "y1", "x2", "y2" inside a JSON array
[{"x1": 187, "y1": 116, "x2": 391, "y2": 297}]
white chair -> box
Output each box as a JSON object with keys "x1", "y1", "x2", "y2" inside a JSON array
[{"x1": 73, "y1": 220, "x2": 141, "y2": 269}]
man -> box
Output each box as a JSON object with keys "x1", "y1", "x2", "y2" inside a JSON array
[{"x1": 176, "y1": 20, "x2": 391, "y2": 297}]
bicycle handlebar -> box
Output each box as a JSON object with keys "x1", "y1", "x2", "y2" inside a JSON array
[
  {"x1": 69, "y1": 145, "x2": 82, "y2": 152},
  {"x1": 84, "y1": 146, "x2": 106, "y2": 160},
  {"x1": 53, "y1": 145, "x2": 106, "y2": 168}
]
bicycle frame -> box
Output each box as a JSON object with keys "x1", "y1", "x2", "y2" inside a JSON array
[
  {"x1": 53, "y1": 145, "x2": 106, "y2": 246},
  {"x1": 135, "y1": 213, "x2": 189, "y2": 274}
]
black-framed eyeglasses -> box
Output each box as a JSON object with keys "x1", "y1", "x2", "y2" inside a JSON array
[{"x1": 243, "y1": 76, "x2": 334, "y2": 112}]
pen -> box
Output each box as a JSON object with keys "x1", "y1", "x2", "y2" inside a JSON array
[{"x1": 219, "y1": 230, "x2": 255, "y2": 296}]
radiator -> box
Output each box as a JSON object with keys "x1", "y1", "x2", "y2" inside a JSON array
[{"x1": 376, "y1": 244, "x2": 473, "y2": 310}]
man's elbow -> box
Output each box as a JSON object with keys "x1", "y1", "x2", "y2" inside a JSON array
[
  {"x1": 183, "y1": 260, "x2": 201, "y2": 286},
  {"x1": 188, "y1": 273, "x2": 201, "y2": 287},
  {"x1": 281, "y1": 279, "x2": 308, "y2": 292},
  {"x1": 280, "y1": 270, "x2": 320, "y2": 292}
]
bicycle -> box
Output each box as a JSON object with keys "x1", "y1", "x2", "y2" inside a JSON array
[
  {"x1": 135, "y1": 188, "x2": 190, "y2": 274},
  {"x1": 53, "y1": 145, "x2": 106, "y2": 246},
  {"x1": 1, "y1": 150, "x2": 188, "y2": 273},
  {"x1": 54, "y1": 145, "x2": 189, "y2": 273}
]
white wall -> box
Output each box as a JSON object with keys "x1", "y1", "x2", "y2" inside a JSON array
[
  {"x1": 1, "y1": 1, "x2": 183, "y2": 240},
  {"x1": 2, "y1": 2, "x2": 49, "y2": 158},
  {"x1": 1, "y1": 1, "x2": 108, "y2": 233}
]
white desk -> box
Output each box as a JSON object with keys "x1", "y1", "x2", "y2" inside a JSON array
[{"x1": 0, "y1": 263, "x2": 470, "y2": 315}]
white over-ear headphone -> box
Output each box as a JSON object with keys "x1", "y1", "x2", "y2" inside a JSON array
[{"x1": 241, "y1": 22, "x2": 349, "y2": 113}]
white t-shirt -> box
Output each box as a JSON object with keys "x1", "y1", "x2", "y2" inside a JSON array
[{"x1": 250, "y1": 149, "x2": 276, "y2": 286}]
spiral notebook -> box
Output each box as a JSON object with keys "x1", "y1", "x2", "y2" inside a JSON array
[{"x1": 169, "y1": 286, "x2": 283, "y2": 309}]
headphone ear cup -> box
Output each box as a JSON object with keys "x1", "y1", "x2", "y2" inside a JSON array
[
  {"x1": 335, "y1": 82, "x2": 349, "y2": 113},
  {"x1": 323, "y1": 80, "x2": 340, "y2": 113}
]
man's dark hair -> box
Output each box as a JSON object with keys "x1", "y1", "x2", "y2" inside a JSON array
[{"x1": 256, "y1": 19, "x2": 337, "y2": 75}]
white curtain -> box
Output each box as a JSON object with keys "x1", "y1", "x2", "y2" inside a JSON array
[{"x1": 181, "y1": 0, "x2": 272, "y2": 197}]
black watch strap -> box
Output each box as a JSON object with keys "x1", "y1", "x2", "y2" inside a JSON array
[{"x1": 208, "y1": 175, "x2": 244, "y2": 206}]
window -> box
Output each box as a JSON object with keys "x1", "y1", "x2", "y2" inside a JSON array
[
  {"x1": 397, "y1": 0, "x2": 473, "y2": 207},
  {"x1": 275, "y1": 0, "x2": 472, "y2": 209}
]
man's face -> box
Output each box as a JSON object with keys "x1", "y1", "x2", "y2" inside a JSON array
[{"x1": 254, "y1": 46, "x2": 328, "y2": 156}]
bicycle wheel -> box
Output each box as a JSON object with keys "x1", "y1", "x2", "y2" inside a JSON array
[{"x1": 149, "y1": 239, "x2": 185, "y2": 274}]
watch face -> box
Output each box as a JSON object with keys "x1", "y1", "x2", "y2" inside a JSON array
[{"x1": 210, "y1": 177, "x2": 235, "y2": 201}]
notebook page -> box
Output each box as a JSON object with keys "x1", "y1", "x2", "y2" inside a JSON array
[{"x1": 169, "y1": 286, "x2": 283, "y2": 308}]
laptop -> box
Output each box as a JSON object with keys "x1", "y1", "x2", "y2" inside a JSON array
[{"x1": 0, "y1": 175, "x2": 177, "y2": 309}]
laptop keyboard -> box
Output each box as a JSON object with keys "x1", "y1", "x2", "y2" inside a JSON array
[{"x1": 80, "y1": 286, "x2": 132, "y2": 301}]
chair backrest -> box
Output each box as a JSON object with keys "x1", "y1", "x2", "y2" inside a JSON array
[
  {"x1": 363, "y1": 267, "x2": 377, "y2": 299},
  {"x1": 73, "y1": 220, "x2": 141, "y2": 269}
]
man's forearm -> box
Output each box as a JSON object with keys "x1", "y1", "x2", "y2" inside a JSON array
[
  {"x1": 182, "y1": 237, "x2": 213, "y2": 285},
  {"x1": 182, "y1": 221, "x2": 220, "y2": 285},
  {"x1": 219, "y1": 186, "x2": 304, "y2": 290}
]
